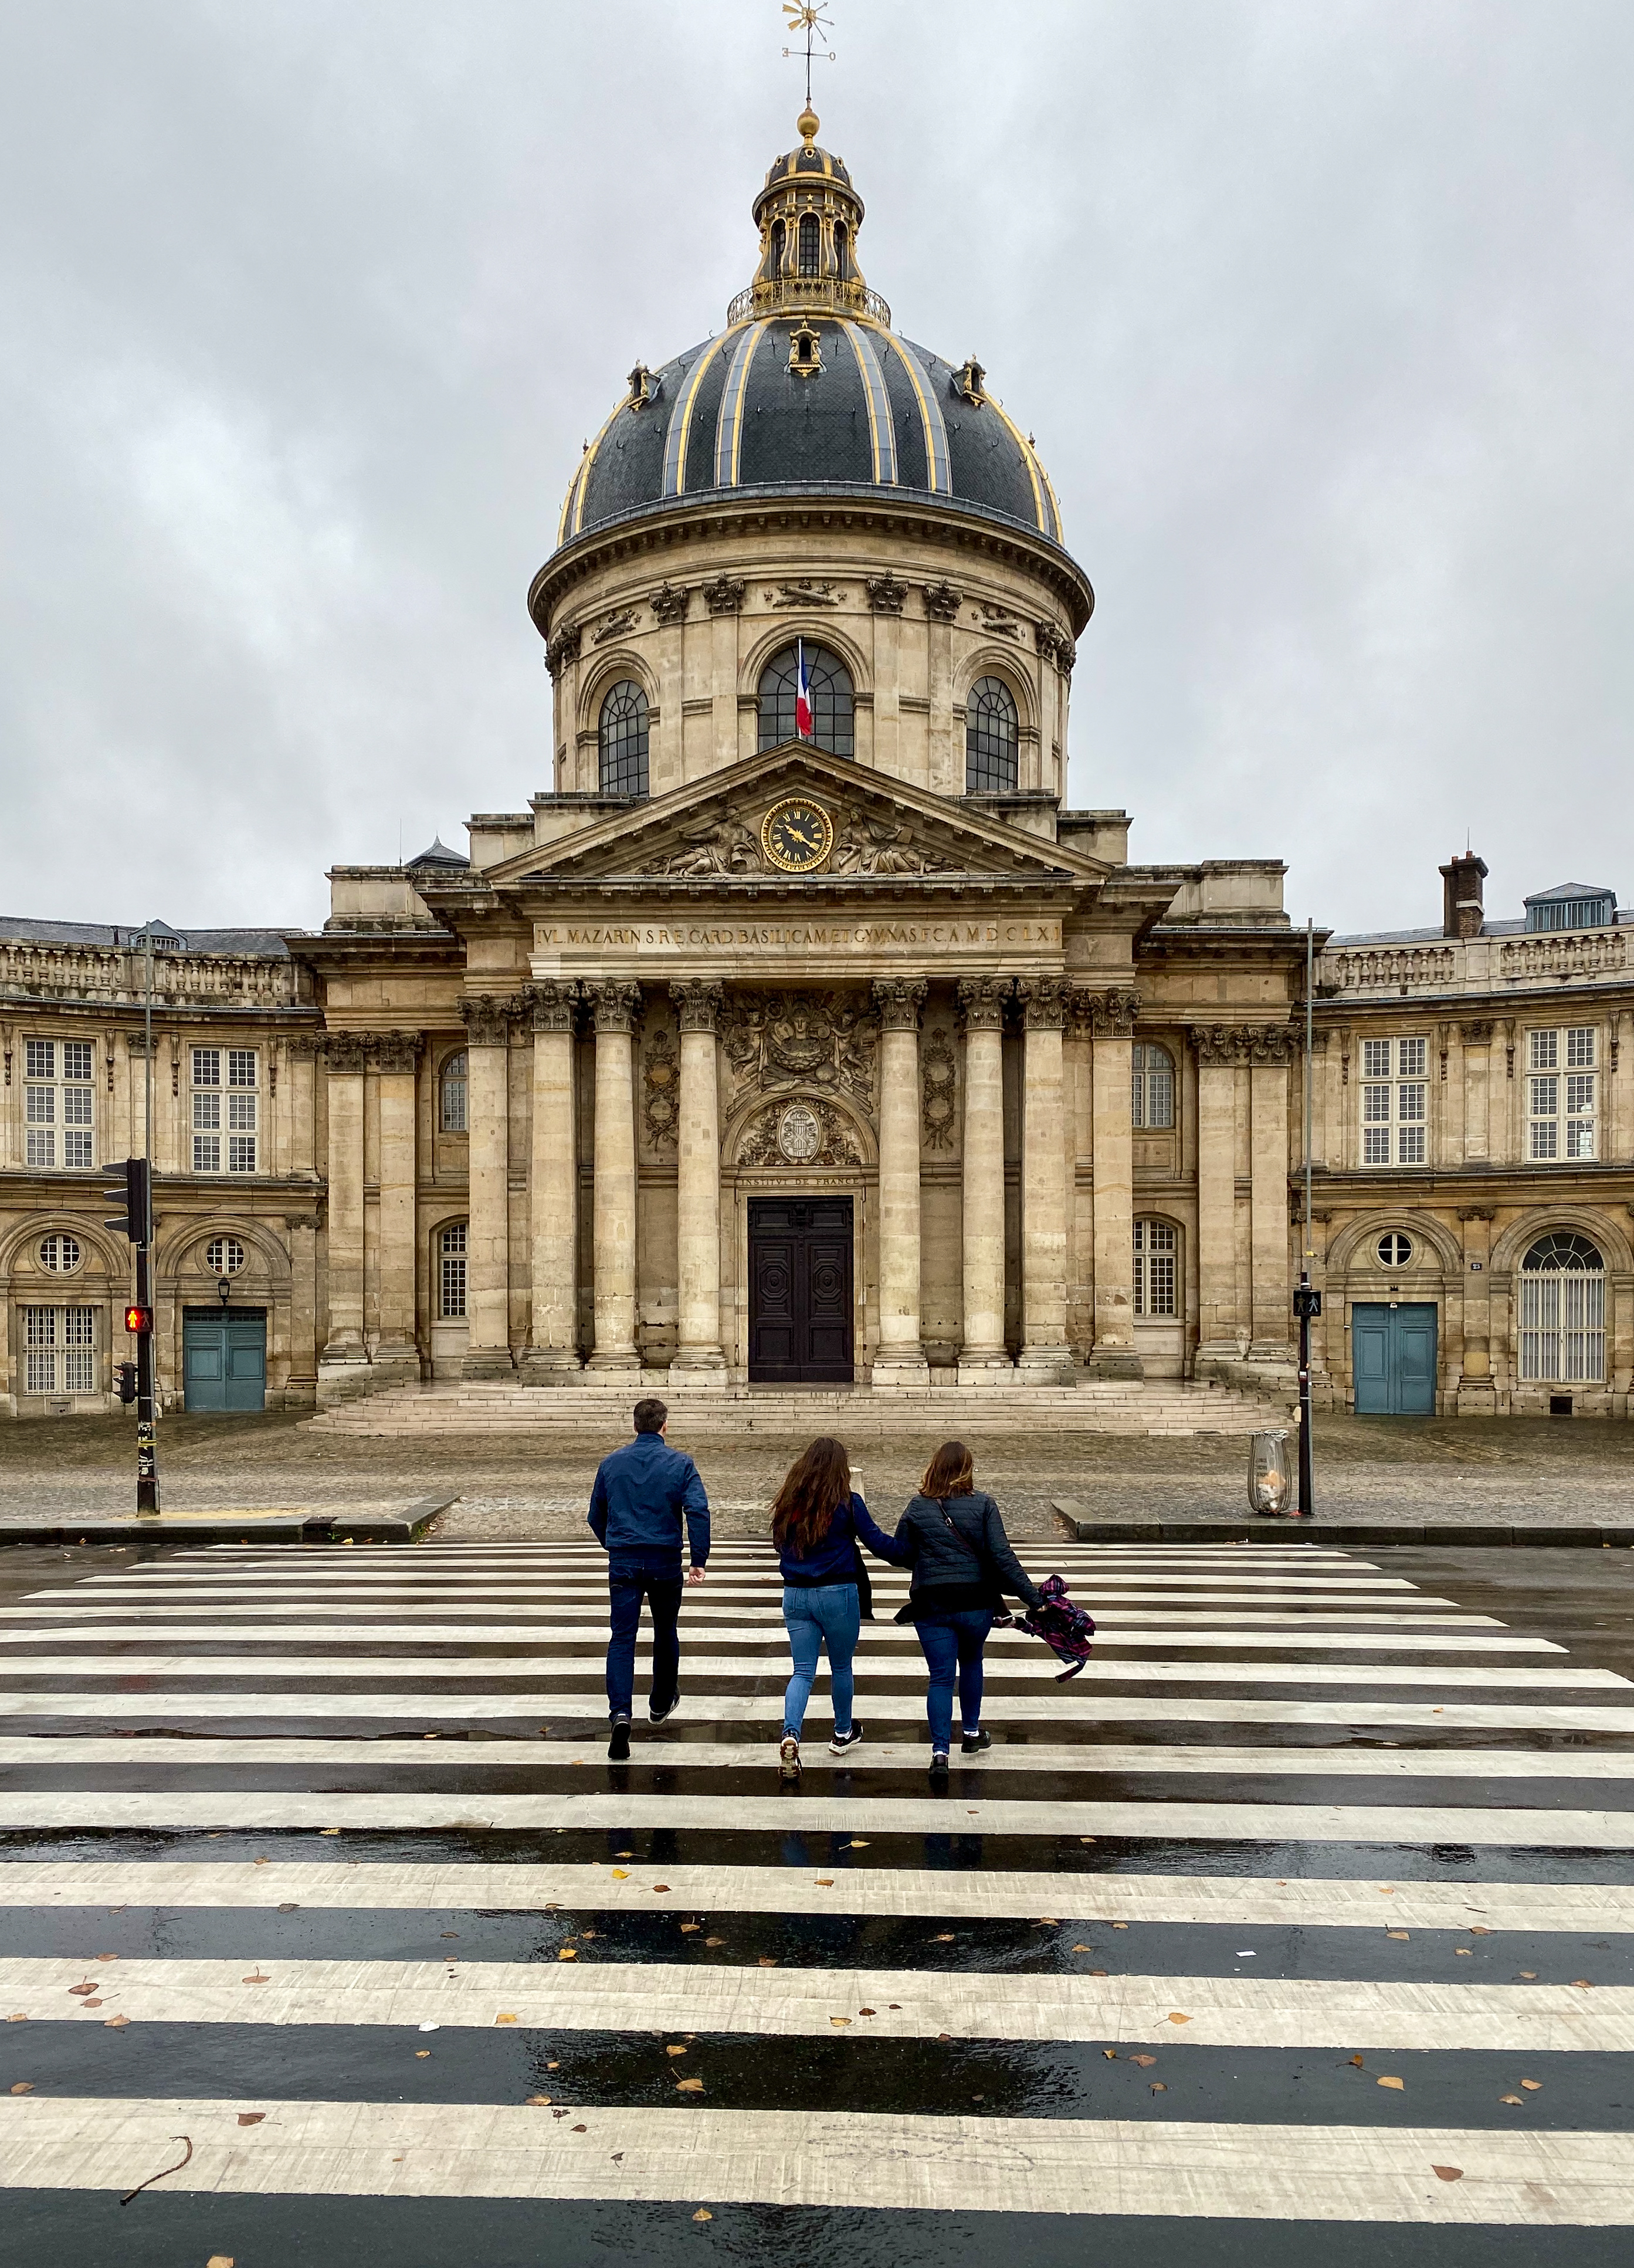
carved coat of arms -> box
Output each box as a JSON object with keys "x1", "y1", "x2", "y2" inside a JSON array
[{"x1": 720, "y1": 989, "x2": 879, "y2": 1118}]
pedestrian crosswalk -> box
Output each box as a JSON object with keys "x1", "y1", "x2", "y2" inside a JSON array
[{"x1": 2, "y1": 1536, "x2": 1632, "y2": 2261}]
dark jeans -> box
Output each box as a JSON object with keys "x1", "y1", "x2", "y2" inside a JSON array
[
  {"x1": 914, "y1": 1607, "x2": 994, "y2": 1750},
  {"x1": 606, "y1": 1567, "x2": 683, "y2": 1721}
]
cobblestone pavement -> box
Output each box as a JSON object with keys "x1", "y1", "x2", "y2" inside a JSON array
[{"x1": 0, "y1": 1409, "x2": 1628, "y2": 1538}]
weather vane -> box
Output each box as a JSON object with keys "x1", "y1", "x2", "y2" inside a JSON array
[{"x1": 782, "y1": 3, "x2": 836, "y2": 114}]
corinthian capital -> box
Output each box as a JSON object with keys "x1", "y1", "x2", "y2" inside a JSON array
[
  {"x1": 459, "y1": 994, "x2": 516, "y2": 1048},
  {"x1": 527, "y1": 980, "x2": 579, "y2": 1034},
  {"x1": 955, "y1": 976, "x2": 1008, "y2": 1031},
  {"x1": 372, "y1": 1030, "x2": 423, "y2": 1075},
  {"x1": 872, "y1": 977, "x2": 927, "y2": 1032},
  {"x1": 323, "y1": 1032, "x2": 369, "y2": 1075},
  {"x1": 587, "y1": 979, "x2": 643, "y2": 1034},
  {"x1": 1069, "y1": 986, "x2": 1141, "y2": 1037},
  {"x1": 673, "y1": 979, "x2": 725, "y2": 1034},
  {"x1": 1013, "y1": 977, "x2": 1069, "y2": 1031}
]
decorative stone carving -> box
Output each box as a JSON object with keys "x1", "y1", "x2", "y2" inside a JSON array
[
  {"x1": 1460, "y1": 1019, "x2": 1495, "y2": 1044},
  {"x1": 323, "y1": 1033, "x2": 370, "y2": 1075},
  {"x1": 865, "y1": 573, "x2": 908, "y2": 614},
  {"x1": 642, "y1": 1027, "x2": 679, "y2": 1150},
  {"x1": 591, "y1": 607, "x2": 639, "y2": 645},
  {"x1": 767, "y1": 579, "x2": 842, "y2": 608},
  {"x1": 656, "y1": 817, "x2": 767, "y2": 876},
  {"x1": 1184, "y1": 1021, "x2": 1298, "y2": 1064},
  {"x1": 372, "y1": 1031, "x2": 423, "y2": 1075},
  {"x1": 1035, "y1": 620, "x2": 1067, "y2": 663},
  {"x1": 545, "y1": 621, "x2": 582, "y2": 675},
  {"x1": 921, "y1": 1027, "x2": 958, "y2": 1150},
  {"x1": 1457, "y1": 1206, "x2": 1497, "y2": 1223},
  {"x1": 720, "y1": 990, "x2": 879, "y2": 1115},
  {"x1": 528, "y1": 980, "x2": 579, "y2": 1034},
  {"x1": 872, "y1": 977, "x2": 927, "y2": 1033},
  {"x1": 829, "y1": 808, "x2": 956, "y2": 875},
  {"x1": 673, "y1": 979, "x2": 724, "y2": 1033},
  {"x1": 955, "y1": 976, "x2": 1008, "y2": 1031},
  {"x1": 1013, "y1": 977, "x2": 1069, "y2": 1031},
  {"x1": 975, "y1": 604, "x2": 1022, "y2": 640},
  {"x1": 587, "y1": 980, "x2": 642, "y2": 1035},
  {"x1": 738, "y1": 1095, "x2": 862, "y2": 1168},
  {"x1": 1070, "y1": 987, "x2": 1142, "y2": 1038},
  {"x1": 459, "y1": 995, "x2": 515, "y2": 1049},
  {"x1": 922, "y1": 580, "x2": 962, "y2": 622},
  {"x1": 650, "y1": 583, "x2": 691, "y2": 626},
  {"x1": 701, "y1": 575, "x2": 747, "y2": 615},
  {"x1": 286, "y1": 1034, "x2": 323, "y2": 1059}
]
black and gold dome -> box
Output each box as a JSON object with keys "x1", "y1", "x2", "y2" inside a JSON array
[{"x1": 556, "y1": 110, "x2": 1064, "y2": 551}]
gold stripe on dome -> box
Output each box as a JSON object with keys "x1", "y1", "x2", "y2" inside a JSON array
[
  {"x1": 713, "y1": 321, "x2": 773, "y2": 489},
  {"x1": 562, "y1": 398, "x2": 625, "y2": 543},
  {"x1": 879, "y1": 331, "x2": 952, "y2": 497},
  {"x1": 836, "y1": 320, "x2": 897, "y2": 486},
  {"x1": 663, "y1": 331, "x2": 734, "y2": 499},
  {"x1": 982, "y1": 390, "x2": 1057, "y2": 541}
]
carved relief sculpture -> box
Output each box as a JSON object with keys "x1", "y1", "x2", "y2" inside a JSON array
[
  {"x1": 872, "y1": 976, "x2": 927, "y2": 1031},
  {"x1": 921, "y1": 580, "x2": 962, "y2": 622},
  {"x1": 1012, "y1": 977, "x2": 1069, "y2": 1030},
  {"x1": 591, "y1": 608, "x2": 639, "y2": 645},
  {"x1": 921, "y1": 1027, "x2": 958, "y2": 1150},
  {"x1": 657, "y1": 817, "x2": 767, "y2": 877},
  {"x1": 642, "y1": 1027, "x2": 679, "y2": 1151},
  {"x1": 545, "y1": 622, "x2": 582, "y2": 675},
  {"x1": 372, "y1": 1031, "x2": 424, "y2": 1076},
  {"x1": 1070, "y1": 986, "x2": 1142, "y2": 1038},
  {"x1": 955, "y1": 976, "x2": 1008, "y2": 1031},
  {"x1": 737, "y1": 1096, "x2": 862, "y2": 1167},
  {"x1": 649, "y1": 583, "x2": 691, "y2": 625},
  {"x1": 865, "y1": 572, "x2": 908, "y2": 614},
  {"x1": 767, "y1": 580, "x2": 842, "y2": 608},
  {"x1": 718, "y1": 990, "x2": 880, "y2": 1117},
  {"x1": 323, "y1": 1033, "x2": 371, "y2": 1075},
  {"x1": 829, "y1": 810, "x2": 955, "y2": 875},
  {"x1": 701, "y1": 576, "x2": 747, "y2": 615}
]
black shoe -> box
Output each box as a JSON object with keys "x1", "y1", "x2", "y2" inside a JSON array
[
  {"x1": 649, "y1": 1690, "x2": 679, "y2": 1725},
  {"x1": 929, "y1": 1750, "x2": 950, "y2": 1777},
  {"x1": 829, "y1": 1724, "x2": 864, "y2": 1755},
  {"x1": 608, "y1": 1717, "x2": 631, "y2": 1761},
  {"x1": 961, "y1": 1728, "x2": 992, "y2": 1755}
]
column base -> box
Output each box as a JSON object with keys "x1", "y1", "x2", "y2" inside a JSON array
[
  {"x1": 1085, "y1": 1346, "x2": 1144, "y2": 1382},
  {"x1": 321, "y1": 1336, "x2": 367, "y2": 1364},
  {"x1": 1015, "y1": 1346, "x2": 1078, "y2": 1385},
  {"x1": 957, "y1": 1352, "x2": 1014, "y2": 1387},
  {"x1": 1456, "y1": 1381, "x2": 1499, "y2": 1417},
  {"x1": 870, "y1": 1353, "x2": 930, "y2": 1388},
  {"x1": 585, "y1": 1348, "x2": 642, "y2": 1373},
  {"x1": 1249, "y1": 1339, "x2": 1295, "y2": 1364},
  {"x1": 517, "y1": 1350, "x2": 584, "y2": 1386},
  {"x1": 460, "y1": 1349, "x2": 517, "y2": 1380},
  {"x1": 670, "y1": 1352, "x2": 729, "y2": 1387}
]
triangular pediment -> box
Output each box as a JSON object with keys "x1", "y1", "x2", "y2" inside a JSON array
[{"x1": 482, "y1": 742, "x2": 1110, "y2": 890}]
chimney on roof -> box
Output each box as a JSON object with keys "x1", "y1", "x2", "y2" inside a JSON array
[{"x1": 1439, "y1": 852, "x2": 1488, "y2": 940}]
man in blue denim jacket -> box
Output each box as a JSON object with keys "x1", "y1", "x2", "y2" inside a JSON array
[{"x1": 588, "y1": 1397, "x2": 710, "y2": 1759}]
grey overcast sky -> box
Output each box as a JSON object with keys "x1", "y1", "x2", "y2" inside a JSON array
[{"x1": 2, "y1": 1, "x2": 1630, "y2": 937}]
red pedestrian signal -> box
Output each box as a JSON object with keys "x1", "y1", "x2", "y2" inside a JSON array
[{"x1": 124, "y1": 1304, "x2": 153, "y2": 1335}]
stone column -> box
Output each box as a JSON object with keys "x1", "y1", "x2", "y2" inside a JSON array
[
  {"x1": 1191, "y1": 1025, "x2": 1243, "y2": 1377},
  {"x1": 374, "y1": 1032, "x2": 422, "y2": 1373},
  {"x1": 288, "y1": 1034, "x2": 320, "y2": 1179},
  {"x1": 520, "y1": 981, "x2": 582, "y2": 1383},
  {"x1": 321, "y1": 1033, "x2": 367, "y2": 1360},
  {"x1": 587, "y1": 980, "x2": 642, "y2": 1371},
  {"x1": 1460, "y1": 1020, "x2": 1493, "y2": 1163},
  {"x1": 460, "y1": 994, "x2": 517, "y2": 1379},
  {"x1": 672, "y1": 980, "x2": 727, "y2": 1375},
  {"x1": 284, "y1": 1211, "x2": 319, "y2": 1409},
  {"x1": 1015, "y1": 977, "x2": 1074, "y2": 1382},
  {"x1": 870, "y1": 977, "x2": 929, "y2": 1385},
  {"x1": 955, "y1": 977, "x2": 1010, "y2": 1380},
  {"x1": 1456, "y1": 1206, "x2": 1497, "y2": 1415},
  {"x1": 1249, "y1": 1031, "x2": 1296, "y2": 1361},
  {"x1": 1083, "y1": 987, "x2": 1143, "y2": 1379}
]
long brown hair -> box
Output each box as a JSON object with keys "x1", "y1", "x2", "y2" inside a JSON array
[
  {"x1": 771, "y1": 1437, "x2": 853, "y2": 1553},
  {"x1": 921, "y1": 1440, "x2": 975, "y2": 1500}
]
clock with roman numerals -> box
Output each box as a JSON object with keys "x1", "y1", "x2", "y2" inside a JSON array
[{"x1": 761, "y1": 797, "x2": 834, "y2": 874}]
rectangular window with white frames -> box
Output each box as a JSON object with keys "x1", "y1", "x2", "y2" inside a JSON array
[
  {"x1": 1529, "y1": 1028, "x2": 1595, "y2": 1160},
  {"x1": 1359, "y1": 1035, "x2": 1428, "y2": 1166},
  {"x1": 192, "y1": 1046, "x2": 256, "y2": 1172},
  {"x1": 21, "y1": 1305, "x2": 97, "y2": 1394},
  {"x1": 22, "y1": 1038, "x2": 96, "y2": 1171}
]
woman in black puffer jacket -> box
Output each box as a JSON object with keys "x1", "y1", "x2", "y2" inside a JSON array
[{"x1": 894, "y1": 1440, "x2": 1043, "y2": 1776}]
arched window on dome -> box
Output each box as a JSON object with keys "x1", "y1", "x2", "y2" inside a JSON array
[
  {"x1": 768, "y1": 218, "x2": 785, "y2": 278},
  {"x1": 598, "y1": 681, "x2": 649, "y2": 797},
  {"x1": 758, "y1": 645, "x2": 853, "y2": 756},
  {"x1": 798, "y1": 212, "x2": 820, "y2": 277},
  {"x1": 964, "y1": 676, "x2": 1018, "y2": 794},
  {"x1": 833, "y1": 221, "x2": 852, "y2": 279},
  {"x1": 1519, "y1": 1231, "x2": 1605, "y2": 1383}
]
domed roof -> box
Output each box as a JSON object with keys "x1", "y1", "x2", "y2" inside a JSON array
[{"x1": 556, "y1": 113, "x2": 1064, "y2": 554}]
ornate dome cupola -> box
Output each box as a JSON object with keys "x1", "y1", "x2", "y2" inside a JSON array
[{"x1": 733, "y1": 107, "x2": 887, "y2": 328}]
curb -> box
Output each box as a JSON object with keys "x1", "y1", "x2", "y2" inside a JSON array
[
  {"x1": 1050, "y1": 1502, "x2": 1634, "y2": 1549},
  {"x1": 0, "y1": 1494, "x2": 457, "y2": 1549}
]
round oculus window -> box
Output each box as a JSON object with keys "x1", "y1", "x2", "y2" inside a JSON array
[
  {"x1": 207, "y1": 1235, "x2": 246, "y2": 1275},
  {"x1": 1376, "y1": 1231, "x2": 1413, "y2": 1269},
  {"x1": 38, "y1": 1234, "x2": 81, "y2": 1274}
]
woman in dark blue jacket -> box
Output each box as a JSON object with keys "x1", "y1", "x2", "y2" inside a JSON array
[{"x1": 772, "y1": 1436, "x2": 908, "y2": 1782}]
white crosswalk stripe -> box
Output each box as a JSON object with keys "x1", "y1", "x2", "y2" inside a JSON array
[{"x1": 1, "y1": 1536, "x2": 1632, "y2": 2247}]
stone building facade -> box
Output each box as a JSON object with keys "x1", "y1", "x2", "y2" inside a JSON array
[{"x1": 3, "y1": 114, "x2": 1629, "y2": 1419}]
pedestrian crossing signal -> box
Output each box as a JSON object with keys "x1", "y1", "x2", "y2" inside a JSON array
[
  {"x1": 124, "y1": 1305, "x2": 152, "y2": 1336},
  {"x1": 113, "y1": 1362, "x2": 138, "y2": 1404}
]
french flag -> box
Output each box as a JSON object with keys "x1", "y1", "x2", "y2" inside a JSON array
[{"x1": 794, "y1": 639, "x2": 813, "y2": 740}]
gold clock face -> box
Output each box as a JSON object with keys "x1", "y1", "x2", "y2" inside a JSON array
[{"x1": 761, "y1": 796, "x2": 833, "y2": 874}]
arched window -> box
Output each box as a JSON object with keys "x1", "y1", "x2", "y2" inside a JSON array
[
  {"x1": 598, "y1": 680, "x2": 649, "y2": 797},
  {"x1": 1520, "y1": 1231, "x2": 1605, "y2": 1383},
  {"x1": 757, "y1": 644, "x2": 854, "y2": 755},
  {"x1": 965, "y1": 676, "x2": 1018, "y2": 794},
  {"x1": 798, "y1": 211, "x2": 820, "y2": 276},
  {"x1": 438, "y1": 1222, "x2": 469, "y2": 1321},
  {"x1": 1131, "y1": 1043, "x2": 1175, "y2": 1129},
  {"x1": 1133, "y1": 1219, "x2": 1178, "y2": 1318},
  {"x1": 833, "y1": 221, "x2": 851, "y2": 279},
  {"x1": 440, "y1": 1051, "x2": 468, "y2": 1134},
  {"x1": 769, "y1": 218, "x2": 785, "y2": 276}
]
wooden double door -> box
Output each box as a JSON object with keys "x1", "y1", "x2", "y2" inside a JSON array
[{"x1": 748, "y1": 1196, "x2": 855, "y2": 1384}]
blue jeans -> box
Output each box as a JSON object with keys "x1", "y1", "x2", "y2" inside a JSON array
[
  {"x1": 915, "y1": 1609, "x2": 994, "y2": 1751},
  {"x1": 606, "y1": 1567, "x2": 683, "y2": 1721},
  {"x1": 781, "y1": 1582, "x2": 862, "y2": 1739}
]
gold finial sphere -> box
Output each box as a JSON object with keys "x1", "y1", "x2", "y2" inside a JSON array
[{"x1": 797, "y1": 105, "x2": 820, "y2": 149}]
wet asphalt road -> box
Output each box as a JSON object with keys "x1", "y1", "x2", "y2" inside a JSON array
[{"x1": 0, "y1": 1536, "x2": 1631, "y2": 2263}]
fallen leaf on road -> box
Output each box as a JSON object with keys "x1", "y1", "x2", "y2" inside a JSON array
[
  {"x1": 68, "y1": 1983, "x2": 97, "y2": 1998},
  {"x1": 1386, "y1": 1932, "x2": 1409, "y2": 1942},
  {"x1": 1102, "y1": 2049, "x2": 1117, "y2": 2060},
  {"x1": 241, "y1": 1974, "x2": 270, "y2": 1986},
  {"x1": 320, "y1": 1829, "x2": 341, "y2": 1837},
  {"x1": 237, "y1": 2113, "x2": 265, "y2": 2127},
  {"x1": 1071, "y1": 1945, "x2": 1093, "y2": 1954},
  {"x1": 676, "y1": 2079, "x2": 705, "y2": 2093},
  {"x1": 207, "y1": 2256, "x2": 235, "y2": 2266},
  {"x1": 278, "y1": 1904, "x2": 299, "y2": 1914},
  {"x1": 848, "y1": 1840, "x2": 870, "y2": 1849},
  {"x1": 858, "y1": 2008, "x2": 876, "y2": 2016},
  {"x1": 680, "y1": 1924, "x2": 701, "y2": 1934},
  {"x1": 1570, "y1": 1980, "x2": 1593, "y2": 1989},
  {"x1": 495, "y1": 2013, "x2": 518, "y2": 2025},
  {"x1": 667, "y1": 2047, "x2": 687, "y2": 2057},
  {"x1": 829, "y1": 2017, "x2": 851, "y2": 2027},
  {"x1": 693, "y1": 2209, "x2": 713, "y2": 2222},
  {"x1": 611, "y1": 2152, "x2": 624, "y2": 2162},
  {"x1": 1378, "y1": 2076, "x2": 1405, "y2": 2090},
  {"x1": 10, "y1": 2082, "x2": 33, "y2": 2094},
  {"x1": 95, "y1": 1954, "x2": 118, "y2": 1964},
  {"x1": 1432, "y1": 2166, "x2": 1463, "y2": 2182},
  {"x1": 558, "y1": 1949, "x2": 578, "y2": 1961},
  {"x1": 5, "y1": 2015, "x2": 25, "y2": 2024},
  {"x1": 651, "y1": 1884, "x2": 671, "y2": 1894},
  {"x1": 1521, "y1": 2080, "x2": 1543, "y2": 2091},
  {"x1": 415, "y1": 2052, "x2": 430, "y2": 2059},
  {"x1": 1111, "y1": 1923, "x2": 1128, "y2": 1931},
  {"x1": 814, "y1": 1880, "x2": 835, "y2": 1888},
  {"x1": 526, "y1": 2096, "x2": 551, "y2": 2106},
  {"x1": 757, "y1": 1957, "x2": 779, "y2": 1968},
  {"x1": 610, "y1": 1870, "x2": 630, "y2": 1881},
  {"x1": 705, "y1": 1938, "x2": 724, "y2": 1947},
  {"x1": 938, "y1": 2032, "x2": 952, "y2": 2043},
  {"x1": 934, "y1": 1934, "x2": 955, "y2": 1943},
  {"x1": 1519, "y1": 1971, "x2": 1538, "y2": 1980},
  {"x1": 1500, "y1": 2095, "x2": 1524, "y2": 2105},
  {"x1": 1131, "y1": 2054, "x2": 1156, "y2": 2067},
  {"x1": 103, "y1": 2016, "x2": 129, "y2": 2029},
  {"x1": 1469, "y1": 1925, "x2": 1491, "y2": 1935},
  {"x1": 1166, "y1": 2013, "x2": 1191, "y2": 2026},
  {"x1": 1090, "y1": 1969, "x2": 1108, "y2": 1978},
  {"x1": 571, "y1": 2124, "x2": 588, "y2": 2133},
  {"x1": 1080, "y1": 1837, "x2": 1096, "y2": 1844},
  {"x1": 1150, "y1": 2083, "x2": 1166, "y2": 2093},
  {"x1": 79, "y1": 1999, "x2": 103, "y2": 2009},
  {"x1": 1350, "y1": 2056, "x2": 1365, "y2": 2068}
]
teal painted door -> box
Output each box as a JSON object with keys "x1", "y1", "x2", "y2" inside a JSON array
[
  {"x1": 1351, "y1": 1303, "x2": 1437, "y2": 1415},
  {"x1": 183, "y1": 1309, "x2": 267, "y2": 1413}
]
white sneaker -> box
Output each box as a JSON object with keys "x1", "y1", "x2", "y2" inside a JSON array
[{"x1": 779, "y1": 1736, "x2": 802, "y2": 1782}]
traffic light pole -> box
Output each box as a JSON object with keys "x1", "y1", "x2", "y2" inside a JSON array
[
  {"x1": 1294, "y1": 916, "x2": 1317, "y2": 1519},
  {"x1": 135, "y1": 925, "x2": 160, "y2": 1515}
]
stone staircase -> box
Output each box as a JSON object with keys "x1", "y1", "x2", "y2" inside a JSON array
[{"x1": 304, "y1": 1376, "x2": 1290, "y2": 1440}]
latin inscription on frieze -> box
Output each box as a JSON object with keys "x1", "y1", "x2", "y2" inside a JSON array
[{"x1": 532, "y1": 920, "x2": 1061, "y2": 954}]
